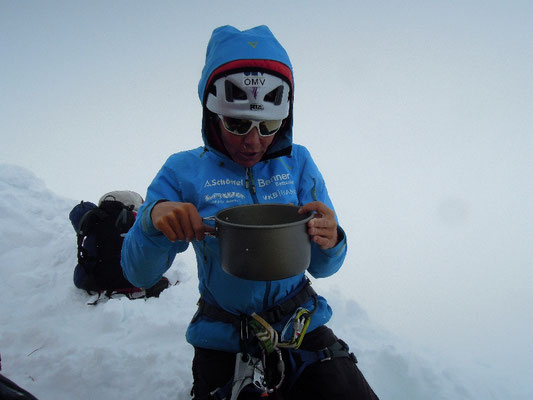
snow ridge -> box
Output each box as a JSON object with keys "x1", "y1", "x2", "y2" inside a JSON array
[{"x1": 0, "y1": 164, "x2": 503, "y2": 399}]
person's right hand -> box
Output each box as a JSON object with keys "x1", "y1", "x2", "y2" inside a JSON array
[{"x1": 151, "y1": 201, "x2": 214, "y2": 242}]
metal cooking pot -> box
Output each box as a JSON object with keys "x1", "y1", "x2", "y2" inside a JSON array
[{"x1": 207, "y1": 204, "x2": 313, "y2": 281}]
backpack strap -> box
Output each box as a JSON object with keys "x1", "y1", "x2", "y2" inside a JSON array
[
  {"x1": 76, "y1": 208, "x2": 108, "y2": 266},
  {"x1": 78, "y1": 207, "x2": 108, "y2": 236},
  {"x1": 108, "y1": 202, "x2": 135, "y2": 233}
]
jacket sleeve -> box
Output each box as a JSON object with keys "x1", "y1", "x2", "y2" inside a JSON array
[
  {"x1": 121, "y1": 158, "x2": 189, "y2": 288},
  {"x1": 295, "y1": 145, "x2": 348, "y2": 278}
]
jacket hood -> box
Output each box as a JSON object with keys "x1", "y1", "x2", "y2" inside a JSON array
[{"x1": 198, "y1": 25, "x2": 294, "y2": 161}]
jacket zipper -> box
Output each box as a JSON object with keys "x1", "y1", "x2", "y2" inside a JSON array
[{"x1": 245, "y1": 167, "x2": 259, "y2": 203}]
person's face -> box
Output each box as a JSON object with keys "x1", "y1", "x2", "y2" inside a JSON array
[{"x1": 219, "y1": 119, "x2": 275, "y2": 167}]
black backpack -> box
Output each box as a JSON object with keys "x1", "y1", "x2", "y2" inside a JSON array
[{"x1": 74, "y1": 199, "x2": 137, "y2": 292}]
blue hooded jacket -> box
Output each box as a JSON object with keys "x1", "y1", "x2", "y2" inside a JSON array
[{"x1": 121, "y1": 25, "x2": 347, "y2": 352}]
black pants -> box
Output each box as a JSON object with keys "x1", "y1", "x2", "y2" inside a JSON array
[{"x1": 191, "y1": 326, "x2": 379, "y2": 400}]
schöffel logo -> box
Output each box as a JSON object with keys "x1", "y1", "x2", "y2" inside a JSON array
[{"x1": 250, "y1": 104, "x2": 264, "y2": 111}]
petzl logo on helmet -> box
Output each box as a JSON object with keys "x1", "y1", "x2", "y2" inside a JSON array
[{"x1": 250, "y1": 104, "x2": 264, "y2": 111}]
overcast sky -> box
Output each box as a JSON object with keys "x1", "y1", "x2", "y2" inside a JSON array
[{"x1": 2, "y1": 1, "x2": 532, "y2": 395}]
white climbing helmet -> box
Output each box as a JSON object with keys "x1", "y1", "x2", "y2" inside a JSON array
[{"x1": 206, "y1": 71, "x2": 290, "y2": 120}]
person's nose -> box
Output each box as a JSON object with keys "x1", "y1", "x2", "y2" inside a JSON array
[{"x1": 242, "y1": 126, "x2": 261, "y2": 145}]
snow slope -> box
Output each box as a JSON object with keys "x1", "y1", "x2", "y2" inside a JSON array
[{"x1": 0, "y1": 164, "x2": 508, "y2": 399}]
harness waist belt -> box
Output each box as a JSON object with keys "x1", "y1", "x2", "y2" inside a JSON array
[{"x1": 195, "y1": 279, "x2": 317, "y2": 326}]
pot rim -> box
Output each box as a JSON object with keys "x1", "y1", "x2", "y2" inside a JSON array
[{"x1": 214, "y1": 204, "x2": 313, "y2": 230}]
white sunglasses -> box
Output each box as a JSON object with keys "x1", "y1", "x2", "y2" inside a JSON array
[{"x1": 218, "y1": 115, "x2": 283, "y2": 137}]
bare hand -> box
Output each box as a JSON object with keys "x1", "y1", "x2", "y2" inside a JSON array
[
  {"x1": 151, "y1": 201, "x2": 214, "y2": 242},
  {"x1": 298, "y1": 201, "x2": 339, "y2": 250}
]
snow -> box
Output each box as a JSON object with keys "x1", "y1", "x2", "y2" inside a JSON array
[{"x1": 0, "y1": 163, "x2": 523, "y2": 399}]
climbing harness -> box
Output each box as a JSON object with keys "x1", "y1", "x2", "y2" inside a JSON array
[
  {"x1": 193, "y1": 277, "x2": 317, "y2": 327},
  {"x1": 193, "y1": 278, "x2": 357, "y2": 398},
  {"x1": 208, "y1": 337, "x2": 357, "y2": 399},
  {"x1": 229, "y1": 308, "x2": 310, "y2": 397},
  {"x1": 283, "y1": 339, "x2": 357, "y2": 391},
  {"x1": 194, "y1": 278, "x2": 314, "y2": 398}
]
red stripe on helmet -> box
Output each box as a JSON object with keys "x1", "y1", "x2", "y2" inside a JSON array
[{"x1": 205, "y1": 59, "x2": 293, "y2": 96}]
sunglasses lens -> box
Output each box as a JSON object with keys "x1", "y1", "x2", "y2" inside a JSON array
[
  {"x1": 221, "y1": 116, "x2": 252, "y2": 135},
  {"x1": 220, "y1": 115, "x2": 283, "y2": 137},
  {"x1": 259, "y1": 120, "x2": 283, "y2": 136}
]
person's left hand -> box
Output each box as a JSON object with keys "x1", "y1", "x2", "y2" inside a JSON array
[{"x1": 298, "y1": 201, "x2": 339, "y2": 250}]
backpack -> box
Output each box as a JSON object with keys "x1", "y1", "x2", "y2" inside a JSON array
[{"x1": 69, "y1": 191, "x2": 142, "y2": 293}]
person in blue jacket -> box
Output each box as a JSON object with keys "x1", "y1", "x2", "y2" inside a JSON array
[{"x1": 122, "y1": 25, "x2": 378, "y2": 399}]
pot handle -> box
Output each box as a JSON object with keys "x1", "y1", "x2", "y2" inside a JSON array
[{"x1": 202, "y1": 216, "x2": 217, "y2": 237}]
